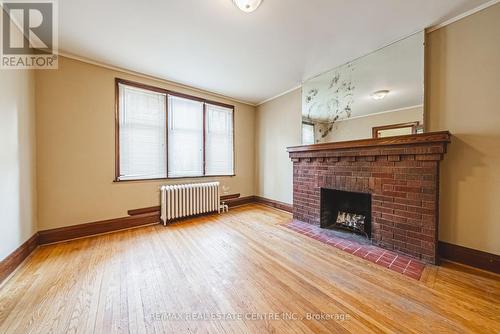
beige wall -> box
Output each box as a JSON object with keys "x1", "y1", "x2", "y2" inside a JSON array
[
  {"x1": 319, "y1": 106, "x2": 423, "y2": 142},
  {"x1": 255, "y1": 4, "x2": 500, "y2": 255},
  {"x1": 36, "y1": 57, "x2": 256, "y2": 230},
  {"x1": 427, "y1": 3, "x2": 500, "y2": 255},
  {"x1": 255, "y1": 89, "x2": 302, "y2": 204},
  {"x1": 0, "y1": 70, "x2": 37, "y2": 260}
]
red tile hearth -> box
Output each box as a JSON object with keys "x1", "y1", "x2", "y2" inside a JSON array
[{"x1": 283, "y1": 219, "x2": 426, "y2": 280}]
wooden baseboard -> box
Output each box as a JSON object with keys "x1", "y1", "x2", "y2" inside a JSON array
[
  {"x1": 221, "y1": 193, "x2": 241, "y2": 201},
  {"x1": 0, "y1": 233, "x2": 39, "y2": 284},
  {"x1": 225, "y1": 195, "x2": 255, "y2": 208},
  {"x1": 38, "y1": 193, "x2": 252, "y2": 246},
  {"x1": 438, "y1": 241, "x2": 499, "y2": 274},
  {"x1": 127, "y1": 206, "x2": 160, "y2": 216},
  {"x1": 38, "y1": 212, "x2": 160, "y2": 245},
  {"x1": 254, "y1": 196, "x2": 293, "y2": 213},
  {"x1": 127, "y1": 195, "x2": 291, "y2": 216}
]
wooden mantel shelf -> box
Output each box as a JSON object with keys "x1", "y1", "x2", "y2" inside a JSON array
[{"x1": 287, "y1": 131, "x2": 451, "y2": 153}]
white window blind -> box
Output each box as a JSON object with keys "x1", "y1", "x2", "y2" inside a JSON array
[
  {"x1": 118, "y1": 83, "x2": 166, "y2": 180},
  {"x1": 205, "y1": 103, "x2": 234, "y2": 176},
  {"x1": 302, "y1": 122, "x2": 315, "y2": 145},
  {"x1": 117, "y1": 81, "x2": 235, "y2": 180},
  {"x1": 167, "y1": 95, "x2": 204, "y2": 177}
]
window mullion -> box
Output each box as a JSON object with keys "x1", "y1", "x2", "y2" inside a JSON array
[
  {"x1": 166, "y1": 93, "x2": 169, "y2": 178},
  {"x1": 202, "y1": 102, "x2": 207, "y2": 176}
]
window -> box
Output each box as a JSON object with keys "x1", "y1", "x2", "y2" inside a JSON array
[
  {"x1": 167, "y1": 95, "x2": 204, "y2": 177},
  {"x1": 118, "y1": 84, "x2": 167, "y2": 180},
  {"x1": 116, "y1": 79, "x2": 234, "y2": 181},
  {"x1": 205, "y1": 103, "x2": 234, "y2": 176},
  {"x1": 302, "y1": 122, "x2": 315, "y2": 145}
]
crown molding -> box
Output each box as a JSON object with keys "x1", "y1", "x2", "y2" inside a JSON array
[
  {"x1": 56, "y1": 51, "x2": 257, "y2": 107},
  {"x1": 427, "y1": 0, "x2": 500, "y2": 33},
  {"x1": 256, "y1": 85, "x2": 302, "y2": 106}
]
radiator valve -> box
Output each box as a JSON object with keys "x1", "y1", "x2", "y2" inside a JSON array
[{"x1": 220, "y1": 201, "x2": 229, "y2": 213}]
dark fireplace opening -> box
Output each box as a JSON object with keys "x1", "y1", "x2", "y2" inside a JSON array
[{"x1": 320, "y1": 188, "x2": 372, "y2": 239}]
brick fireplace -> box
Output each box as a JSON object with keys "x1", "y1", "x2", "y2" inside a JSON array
[{"x1": 287, "y1": 131, "x2": 451, "y2": 264}]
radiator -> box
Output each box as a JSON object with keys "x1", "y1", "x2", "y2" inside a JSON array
[{"x1": 160, "y1": 182, "x2": 220, "y2": 225}]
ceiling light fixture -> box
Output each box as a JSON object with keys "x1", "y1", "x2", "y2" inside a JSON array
[
  {"x1": 233, "y1": 0, "x2": 263, "y2": 13},
  {"x1": 371, "y1": 90, "x2": 390, "y2": 100}
]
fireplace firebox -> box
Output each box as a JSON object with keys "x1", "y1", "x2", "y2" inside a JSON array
[{"x1": 320, "y1": 189, "x2": 372, "y2": 239}]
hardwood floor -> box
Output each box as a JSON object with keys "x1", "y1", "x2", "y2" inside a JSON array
[{"x1": 1, "y1": 204, "x2": 499, "y2": 333}]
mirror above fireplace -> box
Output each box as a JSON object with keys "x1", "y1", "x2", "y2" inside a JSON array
[{"x1": 301, "y1": 31, "x2": 425, "y2": 144}]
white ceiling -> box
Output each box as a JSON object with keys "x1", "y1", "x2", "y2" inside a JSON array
[{"x1": 58, "y1": 0, "x2": 491, "y2": 105}]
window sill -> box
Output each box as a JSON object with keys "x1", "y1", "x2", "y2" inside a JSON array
[{"x1": 113, "y1": 174, "x2": 236, "y2": 183}]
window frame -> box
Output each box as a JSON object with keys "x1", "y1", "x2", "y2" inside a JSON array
[
  {"x1": 115, "y1": 78, "x2": 235, "y2": 182},
  {"x1": 301, "y1": 121, "x2": 315, "y2": 145},
  {"x1": 372, "y1": 121, "x2": 419, "y2": 139}
]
